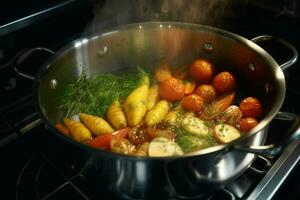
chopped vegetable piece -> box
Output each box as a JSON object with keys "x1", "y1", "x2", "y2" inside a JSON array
[
  {"x1": 216, "y1": 105, "x2": 243, "y2": 127},
  {"x1": 147, "y1": 84, "x2": 160, "y2": 111},
  {"x1": 63, "y1": 118, "x2": 91, "y2": 142},
  {"x1": 182, "y1": 116, "x2": 209, "y2": 137},
  {"x1": 146, "y1": 127, "x2": 176, "y2": 140},
  {"x1": 165, "y1": 110, "x2": 181, "y2": 125},
  {"x1": 183, "y1": 112, "x2": 195, "y2": 118},
  {"x1": 159, "y1": 77, "x2": 185, "y2": 101},
  {"x1": 79, "y1": 113, "x2": 114, "y2": 136},
  {"x1": 145, "y1": 100, "x2": 170, "y2": 126},
  {"x1": 124, "y1": 75, "x2": 150, "y2": 126},
  {"x1": 155, "y1": 62, "x2": 172, "y2": 82},
  {"x1": 194, "y1": 85, "x2": 217, "y2": 103},
  {"x1": 148, "y1": 137, "x2": 183, "y2": 157},
  {"x1": 182, "y1": 94, "x2": 204, "y2": 112},
  {"x1": 189, "y1": 59, "x2": 214, "y2": 82},
  {"x1": 200, "y1": 92, "x2": 235, "y2": 120},
  {"x1": 106, "y1": 99, "x2": 127, "y2": 129},
  {"x1": 239, "y1": 97, "x2": 262, "y2": 119},
  {"x1": 135, "y1": 142, "x2": 150, "y2": 156},
  {"x1": 55, "y1": 123, "x2": 70, "y2": 136},
  {"x1": 128, "y1": 127, "x2": 149, "y2": 145},
  {"x1": 176, "y1": 135, "x2": 205, "y2": 153},
  {"x1": 213, "y1": 124, "x2": 240, "y2": 143},
  {"x1": 110, "y1": 138, "x2": 135, "y2": 155},
  {"x1": 213, "y1": 71, "x2": 237, "y2": 94},
  {"x1": 87, "y1": 128, "x2": 130, "y2": 149},
  {"x1": 239, "y1": 118, "x2": 258, "y2": 132}
]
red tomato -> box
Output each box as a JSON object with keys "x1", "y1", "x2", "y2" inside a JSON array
[
  {"x1": 239, "y1": 118, "x2": 258, "y2": 132},
  {"x1": 86, "y1": 128, "x2": 130, "y2": 149},
  {"x1": 182, "y1": 94, "x2": 205, "y2": 112},
  {"x1": 189, "y1": 59, "x2": 214, "y2": 82},
  {"x1": 213, "y1": 71, "x2": 237, "y2": 93},
  {"x1": 159, "y1": 77, "x2": 185, "y2": 101},
  {"x1": 128, "y1": 127, "x2": 148, "y2": 145},
  {"x1": 239, "y1": 97, "x2": 262, "y2": 119},
  {"x1": 194, "y1": 85, "x2": 217, "y2": 103}
]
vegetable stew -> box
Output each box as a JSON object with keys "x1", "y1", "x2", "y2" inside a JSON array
[{"x1": 57, "y1": 59, "x2": 263, "y2": 157}]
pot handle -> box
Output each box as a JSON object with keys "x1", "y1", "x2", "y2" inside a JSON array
[
  {"x1": 233, "y1": 112, "x2": 300, "y2": 158},
  {"x1": 251, "y1": 35, "x2": 298, "y2": 70},
  {"x1": 13, "y1": 47, "x2": 54, "y2": 80}
]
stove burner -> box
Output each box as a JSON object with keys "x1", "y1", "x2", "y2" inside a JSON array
[{"x1": 16, "y1": 152, "x2": 92, "y2": 200}]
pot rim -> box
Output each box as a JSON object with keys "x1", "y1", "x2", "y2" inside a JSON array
[{"x1": 34, "y1": 21, "x2": 286, "y2": 160}]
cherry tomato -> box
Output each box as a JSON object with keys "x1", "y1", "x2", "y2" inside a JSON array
[
  {"x1": 87, "y1": 128, "x2": 130, "y2": 149},
  {"x1": 155, "y1": 62, "x2": 172, "y2": 82},
  {"x1": 194, "y1": 85, "x2": 217, "y2": 103},
  {"x1": 128, "y1": 127, "x2": 148, "y2": 145},
  {"x1": 239, "y1": 97, "x2": 262, "y2": 119},
  {"x1": 189, "y1": 59, "x2": 214, "y2": 82},
  {"x1": 213, "y1": 71, "x2": 237, "y2": 93},
  {"x1": 239, "y1": 118, "x2": 258, "y2": 132},
  {"x1": 183, "y1": 80, "x2": 196, "y2": 94},
  {"x1": 182, "y1": 94, "x2": 205, "y2": 112},
  {"x1": 159, "y1": 77, "x2": 185, "y2": 101}
]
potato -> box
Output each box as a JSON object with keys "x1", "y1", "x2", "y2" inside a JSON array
[
  {"x1": 63, "y1": 118, "x2": 91, "y2": 142},
  {"x1": 106, "y1": 99, "x2": 127, "y2": 129},
  {"x1": 147, "y1": 84, "x2": 160, "y2": 111},
  {"x1": 124, "y1": 75, "x2": 150, "y2": 127},
  {"x1": 145, "y1": 100, "x2": 170, "y2": 126},
  {"x1": 148, "y1": 137, "x2": 183, "y2": 157},
  {"x1": 79, "y1": 113, "x2": 114, "y2": 136},
  {"x1": 181, "y1": 116, "x2": 209, "y2": 137},
  {"x1": 214, "y1": 124, "x2": 240, "y2": 143},
  {"x1": 165, "y1": 110, "x2": 180, "y2": 125}
]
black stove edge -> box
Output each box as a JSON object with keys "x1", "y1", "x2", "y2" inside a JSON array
[
  {"x1": 247, "y1": 140, "x2": 300, "y2": 200},
  {"x1": 0, "y1": 0, "x2": 83, "y2": 37}
]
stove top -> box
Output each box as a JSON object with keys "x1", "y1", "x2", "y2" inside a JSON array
[{"x1": 1, "y1": 1, "x2": 300, "y2": 199}]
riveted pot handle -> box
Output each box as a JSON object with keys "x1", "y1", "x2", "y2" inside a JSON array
[
  {"x1": 251, "y1": 35, "x2": 298, "y2": 70},
  {"x1": 14, "y1": 47, "x2": 54, "y2": 80},
  {"x1": 233, "y1": 112, "x2": 300, "y2": 158}
]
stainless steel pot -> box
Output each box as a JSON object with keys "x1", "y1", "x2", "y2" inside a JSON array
[{"x1": 14, "y1": 22, "x2": 300, "y2": 199}]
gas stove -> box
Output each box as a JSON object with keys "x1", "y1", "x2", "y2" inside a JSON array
[{"x1": 0, "y1": 1, "x2": 300, "y2": 199}]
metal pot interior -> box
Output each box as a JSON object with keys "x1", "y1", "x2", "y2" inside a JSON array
[{"x1": 37, "y1": 22, "x2": 285, "y2": 144}]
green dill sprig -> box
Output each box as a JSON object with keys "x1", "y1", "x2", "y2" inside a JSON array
[{"x1": 59, "y1": 67, "x2": 146, "y2": 118}]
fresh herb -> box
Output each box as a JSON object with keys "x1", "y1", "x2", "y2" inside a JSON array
[{"x1": 59, "y1": 68, "x2": 145, "y2": 118}]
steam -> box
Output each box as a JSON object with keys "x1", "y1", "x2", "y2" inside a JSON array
[{"x1": 86, "y1": 0, "x2": 233, "y2": 34}]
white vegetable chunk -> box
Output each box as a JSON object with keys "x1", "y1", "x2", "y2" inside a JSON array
[
  {"x1": 148, "y1": 137, "x2": 183, "y2": 157},
  {"x1": 182, "y1": 116, "x2": 209, "y2": 137},
  {"x1": 214, "y1": 124, "x2": 240, "y2": 143}
]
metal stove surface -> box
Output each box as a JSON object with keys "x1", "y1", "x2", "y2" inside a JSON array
[{"x1": 0, "y1": 114, "x2": 299, "y2": 200}]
